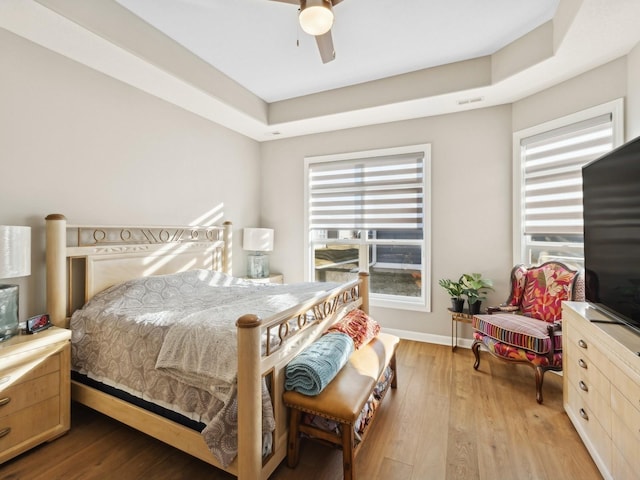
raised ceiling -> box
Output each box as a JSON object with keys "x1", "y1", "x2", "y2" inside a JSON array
[
  {"x1": 115, "y1": 0, "x2": 559, "y2": 102},
  {"x1": 2, "y1": 0, "x2": 640, "y2": 140}
]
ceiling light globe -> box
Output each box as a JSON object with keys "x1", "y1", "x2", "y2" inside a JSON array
[{"x1": 299, "y1": 1, "x2": 334, "y2": 36}]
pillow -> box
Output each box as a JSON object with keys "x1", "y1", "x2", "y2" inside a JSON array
[
  {"x1": 326, "y1": 309, "x2": 380, "y2": 349},
  {"x1": 520, "y1": 265, "x2": 575, "y2": 322},
  {"x1": 508, "y1": 264, "x2": 528, "y2": 307}
]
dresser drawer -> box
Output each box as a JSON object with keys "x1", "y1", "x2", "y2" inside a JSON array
[
  {"x1": 0, "y1": 339, "x2": 64, "y2": 372},
  {"x1": 0, "y1": 347, "x2": 61, "y2": 387},
  {"x1": 565, "y1": 320, "x2": 610, "y2": 369},
  {"x1": 566, "y1": 369, "x2": 612, "y2": 435},
  {"x1": 611, "y1": 385, "x2": 640, "y2": 443},
  {"x1": 611, "y1": 410, "x2": 640, "y2": 476},
  {"x1": 609, "y1": 361, "x2": 640, "y2": 415},
  {"x1": 566, "y1": 380, "x2": 612, "y2": 471},
  {"x1": 0, "y1": 396, "x2": 60, "y2": 453},
  {"x1": 612, "y1": 445, "x2": 638, "y2": 480},
  {"x1": 565, "y1": 319, "x2": 613, "y2": 432},
  {"x1": 0, "y1": 370, "x2": 60, "y2": 418},
  {"x1": 565, "y1": 339, "x2": 611, "y2": 401}
]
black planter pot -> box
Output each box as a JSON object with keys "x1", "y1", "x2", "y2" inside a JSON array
[
  {"x1": 451, "y1": 298, "x2": 465, "y2": 312},
  {"x1": 468, "y1": 301, "x2": 482, "y2": 315}
]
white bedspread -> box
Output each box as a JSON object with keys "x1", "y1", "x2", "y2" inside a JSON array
[{"x1": 155, "y1": 279, "x2": 341, "y2": 401}]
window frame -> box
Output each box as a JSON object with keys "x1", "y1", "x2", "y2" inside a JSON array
[
  {"x1": 304, "y1": 144, "x2": 432, "y2": 312},
  {"x1": 512, "y1": 99, "x2": 624, "y2": 266}
]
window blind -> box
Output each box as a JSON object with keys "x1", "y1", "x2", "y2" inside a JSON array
[
  {"x1": 308, "y1": 152, "x2": 424, "y2": 231},
  {"x1": 521, "y1": 113, "x2": 613, "y2": 236}
]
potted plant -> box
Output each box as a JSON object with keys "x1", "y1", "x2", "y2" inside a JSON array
[
  {"x1": 438, "y1": 277, "x2": 465, "y2": 312},
  {"x1": 461, "y1": 273, "x2": 494, "y2": 314}
]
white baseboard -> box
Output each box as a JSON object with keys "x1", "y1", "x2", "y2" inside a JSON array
[{"x1": 383, "y1": 327, "x2": 473, "y2": 349}]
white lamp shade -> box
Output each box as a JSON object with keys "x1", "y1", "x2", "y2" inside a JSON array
[
  {"x1": 299, "y1": 0, "x2": 334, "y2": 36},
  {"x1": 243, "y1": 228, "x2": 274, "y2": 252},
  {"x1": 0, "y1": 226, "x2": 31, "y2": 279}
]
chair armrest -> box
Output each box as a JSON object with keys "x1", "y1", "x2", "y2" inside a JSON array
[
  {"x1": 486, "y1": 305, "x2": 520, "y2": 315},
  {"x1": 545, "y1": 322, "x2": 562, "y2": 364}
]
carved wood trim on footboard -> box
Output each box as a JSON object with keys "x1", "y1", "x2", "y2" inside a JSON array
[{"x1": 236, "y1": 273, "x2": 368, "y2": 479}]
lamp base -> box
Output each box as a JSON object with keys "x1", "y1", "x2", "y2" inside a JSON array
[
  {"x1": 247, "y1": 253, "x2": 270, "y2": 279},
  {"x1": 0, "y1": 284, "x2": 19, "y2": 342}
]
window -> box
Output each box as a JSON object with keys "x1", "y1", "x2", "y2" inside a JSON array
[
  {"x1": 513, "y1": 100, "x2": 624, "y2": 268},
  {"x1": 305, "y1": 144, "x2": 431, "y2": 311}
]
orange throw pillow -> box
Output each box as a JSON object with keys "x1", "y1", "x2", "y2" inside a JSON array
[{"x1": 326, "y1": 309, "x2": 381, "y2": 349}]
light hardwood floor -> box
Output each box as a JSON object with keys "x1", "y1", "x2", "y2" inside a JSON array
[{"x1": 0, "y1": 340, "x2": 602, "y2": 480}]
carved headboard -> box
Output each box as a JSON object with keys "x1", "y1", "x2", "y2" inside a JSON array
[{"x1": 45, "y1": 214, "x2": 232, "y2": 328}]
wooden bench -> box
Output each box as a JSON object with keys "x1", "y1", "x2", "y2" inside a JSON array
[{"x1": 283, "y1": 332, "x2": 400, "y2": 480}]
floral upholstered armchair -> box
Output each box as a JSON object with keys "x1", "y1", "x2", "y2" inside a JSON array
[{"x1": 471, "y1": 261, "x2": 584, "y2": 403}]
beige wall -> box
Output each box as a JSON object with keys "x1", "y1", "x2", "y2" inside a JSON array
[
  {"x1": 260, "y1": 106, "x2": 513, "y2": 340},
  {"x1": 627, "y1": 42, "x2": 640, "y2": 139},
  {"x1": 512, "y1": 57, "x2": 627, "y2": 133},
  {"x1": 1, "y1": 25, "x2": 638, "y2": 343},
  {"x1": 262, "y1": 52, "x2": 637, "y2": 343},
  {"x1": 0, "y1": 29, "x2": 262, "y2": 320}
]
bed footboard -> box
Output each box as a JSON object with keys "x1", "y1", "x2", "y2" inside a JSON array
[{"x1": 236, "y1": 274, "x2": 368, "y2": 480}]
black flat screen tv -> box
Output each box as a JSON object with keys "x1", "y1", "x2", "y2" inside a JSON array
[{"x1": 582, "y1": 134, "x2": 640, "y2": 333}]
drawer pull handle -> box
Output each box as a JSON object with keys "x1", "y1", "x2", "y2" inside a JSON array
[
  {"x1": 579, "y1": 381, "x2": 589, "y2": 392},
  {"x1": 0, "y1": 427, "x2": 10, "y2": 438},
  {"x1": 578, "y1": 358, "x2": 588, "y2": 369},
  {"x1": 0, "y1": 397, "x2": 10, "y2": 407},
  {"x1": 579, "y1": 408, "x2": 589, "y2": 421},
  {"x1": 578, "y1": 339, "x2": 588, "y2": 349}
]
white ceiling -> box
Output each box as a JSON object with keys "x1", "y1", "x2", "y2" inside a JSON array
[
  {"x1": 115, "y1": 0, "x2": 560, "y2": 102},
  {"x1": 2, "y1": 0, "x2": 640, "y2": 140}
]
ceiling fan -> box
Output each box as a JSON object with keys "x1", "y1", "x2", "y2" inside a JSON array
[{"x1": 271, "y1": 0, "x2": 344, "y2": 64}]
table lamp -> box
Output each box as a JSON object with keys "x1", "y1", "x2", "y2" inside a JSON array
[
  {"x1": 243, "y1": 228, "x2": 274, "y2": 279},
  {"x1": 0, "y1": 225, "x2": 31, "y2": 341}
]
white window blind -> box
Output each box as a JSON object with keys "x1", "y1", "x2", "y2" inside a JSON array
[
  {"x1": 308, "y1": 152, "x2": 424, "y2": 233},
  {"x1": 521, "y1": 113, "x2": 614, "y2": 236}
]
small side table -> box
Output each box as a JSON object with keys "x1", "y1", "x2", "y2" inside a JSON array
[{"x1": 449, "y1": 308, "x2": 474, "y2": 351}]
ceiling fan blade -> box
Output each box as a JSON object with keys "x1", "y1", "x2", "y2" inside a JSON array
[
  {"x1": 270, "y1": 0, "x2": 344, "y2": 4},
  {"x1": 315, "y1": 30, "x2": 336, "y2": 63}
]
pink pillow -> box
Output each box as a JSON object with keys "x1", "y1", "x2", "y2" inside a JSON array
[
  {"x1": 326, "y1": 309, "x2": 381, "y2": 349},
  {"x1": 520, "y1": 265, "x2": 575, "y2": 322}
]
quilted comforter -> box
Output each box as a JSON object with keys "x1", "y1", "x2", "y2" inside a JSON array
[{"x1": 70, "y1": 269, "x2": 338, "y2": 466}]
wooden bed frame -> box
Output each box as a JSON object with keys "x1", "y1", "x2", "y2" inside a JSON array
[{"x1": 45, "y1": 214, "x2": 369, "y2": 480}]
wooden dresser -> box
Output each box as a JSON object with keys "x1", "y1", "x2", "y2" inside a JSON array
[
  {"x1": 0, "y1": 326, "x2": 71, "y2": 464},
  {"x1": 562, "y1": 302, "x2": 640, "y2": 480}
]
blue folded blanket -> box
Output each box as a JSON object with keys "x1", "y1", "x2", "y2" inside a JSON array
[{"x1": 285, "y1": 332, "x2": 355, "y2": 396}]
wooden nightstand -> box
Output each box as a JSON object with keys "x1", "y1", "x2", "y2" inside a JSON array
[
  {"x1": 243, "y1": 274, "x2": 284, "y2": 284},
  {"x1": 0, "y1": 326, "x2": 71, "y2": 464}
]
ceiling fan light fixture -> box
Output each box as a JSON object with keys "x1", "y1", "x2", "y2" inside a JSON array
[{"x1": 299, "y1": 0, "x2": 334, "y2": 36}]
